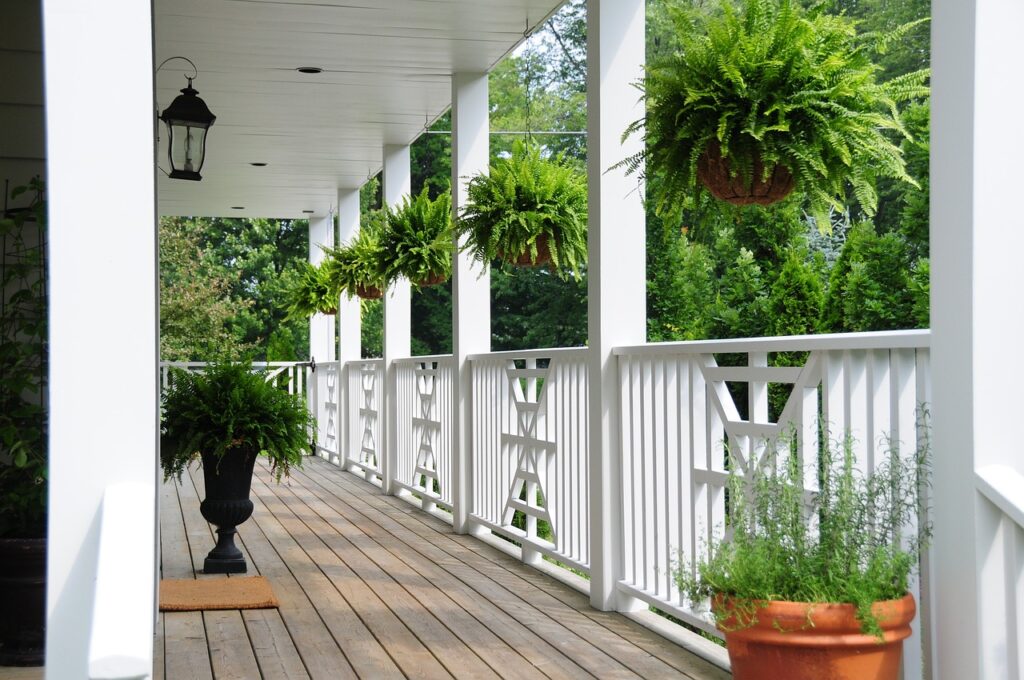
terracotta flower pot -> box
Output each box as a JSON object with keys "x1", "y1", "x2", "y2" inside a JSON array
[
  {"x1": 499, "y1": 234, "x2": 552, "y2": 267},
  {"x1": 714, "y1": 594, "x2": 915, "y2": 680},
  {"x1": 319, "y1": 308, "x2": 337, "y2": 316},
  {"x1": 697, "y1": 141, "x2": 796, "y2": 206},
  {"x1": 355, "y1": 284, "x2": 383, "y2": 300},
  {"x1": 414, "y1": 272, "x2": 449, "y2": 287}
]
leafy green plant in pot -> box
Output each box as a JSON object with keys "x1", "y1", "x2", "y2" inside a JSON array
[
  {"x1": 161, "y1": 361, "x2": 313, "y2": 573},
  {"x1": 323, "y1": 213, "x2": 389, "y2": 299},
  {"x1": 0, "y1": 179, "x2": 47, "y2": 666},
  {"x1": 381, "y1": 187, "x2": 454, "y2": 287},
  {"x1": 283, "y1": 261, "x2": 338, "y2": 318},
  {"x1": 621, "y1": 0, "x2": 929, "y2": 225},
  {"x1": 457, "y1": 140, "x2": 587, "y2": 279},
  {"x1": 677, "y1": 434, "x2": 931, "y2": 680}
]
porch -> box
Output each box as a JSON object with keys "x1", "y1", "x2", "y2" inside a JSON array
[{"x1": 156, "y1": 456, "x2": 726, "y2": 680}]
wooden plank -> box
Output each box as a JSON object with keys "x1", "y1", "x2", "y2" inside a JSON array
[
  {"x1": 153, "y1": 613, "x2": 165, "y2": 680},
  {"x1": 391, "y1": 495, "x2": 722, "y2": 679},
  {"x1": 203, "y1": 610, "x2": 262, "y2": 680},
  {"x1": 285, "y1": 464, "x2": 590, "y2": 680},
  {"x1": 288, "y1": 461, "x2": 642, "y2": 679},
  {"x1": 163, "y1": 612, "x2": 214, "y2": 680},
  {"x1": 363, "y1": 475, "x2": 729, "y2": 679},
  {"x1": 244, "y1": 478, "x2": 403, "y2": 679},
  {"x1": 250, "y1": 475, "x2": 454, "y2": 680},
  {"x1": 233, "y1": 500, "x2": 355, "y2": 680},
  {"x1": 160, "y1": 477, "x2": 196, "y2": 580},
  {"x1": 241, "y1": 609, "x2": 311, "y2": 680},
  {"x1": 318, "y1": 459, "x2": 726, "y2": 679},
  {"x1": 264, "y1": 471, "x2": 516, "y2": 679}
]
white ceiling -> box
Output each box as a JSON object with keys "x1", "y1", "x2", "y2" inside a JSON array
[{"x1": 155, "y1": 0, "x2": 565, "y2": 219}]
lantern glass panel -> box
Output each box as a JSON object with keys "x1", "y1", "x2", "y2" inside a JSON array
[{"x1": 167, "y1": 123, "x2": 209, "y2": 179}]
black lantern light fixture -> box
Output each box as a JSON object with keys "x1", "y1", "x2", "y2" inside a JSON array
[{"x1": 158, "y1": 57, "x2": 216, "y2": 181}]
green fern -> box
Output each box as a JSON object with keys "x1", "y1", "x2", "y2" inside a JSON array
[
  {"x1": 283, "y1": 261, "x2": 337, "y2": 319},
  {"x1": 322, "y1": 212, "x2": 389, "y2": 297},
  {"x1": 622, "y1": 0, "x2": 929, "y2": 226},
  {"x1": 381, "y1": 187, "x2": 454, "y2": 285},
  {"x1": 160, "y1": 361, "x2": 314, "y2": 483},
  {"x1": 457, "y1": 140, "x2": 588, "y2": 280}
]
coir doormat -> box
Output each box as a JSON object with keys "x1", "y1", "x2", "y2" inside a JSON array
[{"x1": 159, "y1": 576, "x2": 279, "y2": 612}]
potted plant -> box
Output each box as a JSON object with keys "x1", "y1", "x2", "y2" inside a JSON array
[
  {"x1": 0, "y1": 179, "x2": 47, "y2": 666},
  {"x1": 161, "y1": 361, "x2": 313, "y2": 573},
  {"x1": 457, "y1": 140, "x2": 587, "y2": 279},
  {"x1": 677, "y1": 437, "x2": 930, "y2": 680},
  {"x1": 620, "y1": 0, "x2": 928, "y2": 224},
  {"x1": 381, "y1": 187, "x2": 454, "y2": 287},
  {"x1": 283, "y1": 261, "x2": 338, "y2": 318},
  {"x1": 323, "y1": 213, "x2": 389, "y2": 299}
]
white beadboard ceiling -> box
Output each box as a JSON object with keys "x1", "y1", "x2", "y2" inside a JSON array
[{"x1": 155, "y1": 0, "x2": 564, "y2": 219}]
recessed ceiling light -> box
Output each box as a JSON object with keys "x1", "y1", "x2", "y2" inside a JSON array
[
  {"x1": 296, "y1": 66, "x2": 323, "y2": 74},
  {"x1": 302, "y1": 210, "x2": 315, "y2": 214},
  {"x1": 250, "y1": 162, "x2": 267, "y2": 167},
  {"x1": 231, "y1": 206, "x2": 245, "y2": 210}
]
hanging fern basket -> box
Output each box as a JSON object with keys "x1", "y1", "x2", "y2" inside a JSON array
[
  {"x1": 499, "y1": 234, "x2": 552, "y2": 268},
  {"x1": 697, "y1": 142, "x2": 796, "y2": 207},
  {"x1": 414, "y1": 272, "x2": 449, "y2": 287},
  {"x1": 320, "y1": 308, "x2": 337, "y2": 316},
  {"x1": 355, "y1": 285, "x2": 383, "y2": 300}
]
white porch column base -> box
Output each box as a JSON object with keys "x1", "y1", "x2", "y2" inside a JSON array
[
  {"x1": 586, "y1": 0, "x2": 646, "y2": 613},
  {"x1": 451, "y1": 72, "x2": 491, "y2": 534},
  {"x1": 383, "y1": 144, "x2": 412, "y2": 494}
]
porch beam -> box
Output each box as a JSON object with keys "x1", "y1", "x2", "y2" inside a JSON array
[
  {"x1": 451, "y1": 72, "x2": 491, "y2": 534},
  {"x1": 383, "y1": 144, "x2": 412, "y2": 494},
  {"x1": 42, "y1": 0, "x2": 158, "y2": 675},
  {"x1": 586, "y1": 0, "x2": 646, "y2": 612}
]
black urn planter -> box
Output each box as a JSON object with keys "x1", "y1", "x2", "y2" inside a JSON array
[
  {"x1": 200, "y1": 449, "x2": 258, "y2": 574},
  {"x1": 0, "y1": 538, "x2": 46, "y2": 666}
]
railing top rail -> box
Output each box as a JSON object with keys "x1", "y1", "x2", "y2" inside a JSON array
[
  {"x1": 393, "y1": 354, "x2": 455, "y2": 365},
  {"x1": 977, "y1": 465, "x2": 1024, "y2": 531},
  {"x1": 612, "y1": 329, "x2": 930, "y2": 357},
  {"x1": 467, "y1": 346, "x2": 590, "y2": 361},
  {"x1": 160, "y1": 360, "x2": 312, "y2": 368},
  {"x1": 343, "y1": 358, "x2": 385, "y2": 368}
]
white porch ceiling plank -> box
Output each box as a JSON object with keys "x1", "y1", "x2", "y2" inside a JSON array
[{"x1": 156, "y1": 0, "x2": 562, "y2": 218}]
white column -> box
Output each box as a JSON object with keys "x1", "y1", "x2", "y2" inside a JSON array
[
  {"x1": 587, "y1": 0, "x2": 646, "y2": 612},
  {"x1": 932, "y1": 1, "x2": 1024, "y2": 677},
  {"x1": 309, "y1": 214, "x2": 334, "y2": 457},
  {"x1": 43, "y1": 0, "x2": 157, "y2": 676},
  {"x1": 382, "y1": 144, "x2": 411, "y2": 495},
  {"x1": 338, "y1": 188, "x2": 362, "y2": 470},
  {"x1": 451, "y1": 72, "x2": 491, "y2": 534}
]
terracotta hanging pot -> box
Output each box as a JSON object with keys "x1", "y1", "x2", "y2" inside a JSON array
[
  {"x1": 499, "y1": 234, "x2": 552, "y2": 267},
  {"x1": 697, "y1": 141, "x2": 796, "y2": 206},
  {"x1": 355, "y1": 285, "x2": 383, "y2": 300},
  {"x1": 319, "y1": 308, "x2": 338, "y2": 316},
  {"x1": 714, "y1": 594, "x2": 915, "y2": 680},
  {"x1": 414, "y1": 272, "x2": 449, "y2": 287}
]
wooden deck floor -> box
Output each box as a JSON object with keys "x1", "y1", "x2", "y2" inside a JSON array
[{"x1": 157, "y1": 456, "x2": 730, "y2": 680}]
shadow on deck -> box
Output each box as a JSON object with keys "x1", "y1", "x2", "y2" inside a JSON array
[{"x1": 156, "y1": 456, "x2": 730, "y2": 679}]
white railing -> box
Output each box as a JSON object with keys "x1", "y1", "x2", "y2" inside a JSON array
[
  {"x1": 344, "y1": 359, "x2": 385, "y2": 484},
  {"x1": 613, "y1": 329, "x2": 931, "y2": 677},
  {"x1": 228, "y1": 331, "x2": 936, "y2": 676},
  {"x1": 975, "y1": 464, "x2": 1024, "y2": 680},
  {"x1": 393, "y1": 355, "x2": 455, "y2": 512},
  {"x1": 159, "y1": 360, "x2": 312, "y2": 398},
  {"x1": 314, "y1": 360, "x2": 340, "y2": 465},
  {"x1": 467, "y1": 348, "x2": 591, "y2": 573}
]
